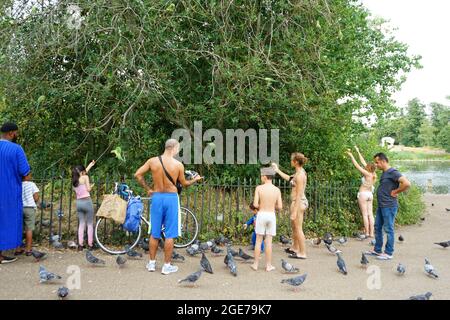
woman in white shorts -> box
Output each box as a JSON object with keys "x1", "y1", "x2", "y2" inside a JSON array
[{"x1": 346, "y1": 146, "x2": 377, "y2": 239}]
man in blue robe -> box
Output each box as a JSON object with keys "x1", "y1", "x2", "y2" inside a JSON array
[{"x1": 0, "y1": 122, "x2": 30, "y2": 264}]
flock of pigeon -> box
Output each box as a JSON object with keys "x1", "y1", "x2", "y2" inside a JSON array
[
  {"x1": 172, "y1": 230, "x2": 446, "y2": 300},
  {"x1": 313, "y1": 232, "x2": 445, "y2": 300},
  {"x1": 35, "y1": 206, "x2": 450, "y2": 300},
  {"x1": 37, "y1": 245, "x2": 144, "y2": 299}
]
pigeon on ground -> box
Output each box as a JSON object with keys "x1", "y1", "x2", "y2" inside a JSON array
[
  {"x1": 57, "y1": 287, "x2": 69, "y2": 299},
  {"x1": 337, "y1": 237, "x2": 347, "y2": 245},
  {"x1": 200, "y1": 252, "x2": 213, "y2": 274},
  {"x1": 281, "y1": 273, "x2": 307, "y2": 291},
  {"x1": 140, "y1": 238, "x2": 149, "y2": 251},
  {"x1": 227, "y1": 257, "x2": 238, "y2": 277},
  {"x1": 186, "y1": 244, "x2": 200, "y2": 256},
  {"x1": 211, "y1": 245, "x2": 223, "y2": 255},
  {"x1": 172, "y1": 250, "x2": 185, "y2": 261},
  {"x1": 39, "y1": 265, "x2": 62, "y2": 283},
  {"x1": 336, "y1": 253, "x2": 347, "y2": 275},
  {"x1": 424, "y1": 258, "x2": 438, "y2": 279},
  {"x1": 227, "y1": 246, "x2": 238, "y2": 257},
  {"x1": 398, "y1": 235, "x2": 404, "y2": 242},
  {"x1": 178, "y1": 270, "x2": 203, "y2": 286},
  {"x1": 224, "y1": 250, "x2": 233, "y2": 266},
  {"x1": 85, "y1": 250, "x2": 106, "y2": 265},
  {"x1": 281, "y1": 259, "x2": 299, "y2": 273},
  {"x1": 369, "y1": 239, "x2": 376, "y2": 246},
  {"x1": 31, "y1": 250, "x2": 47, "y2": 261},
  {"x1": 356, "y1": 234, "x2": 367, "y2": 241},
  {"x1": 206, "y1": 240, "x2": 215, "y2": 248},
  {"x1": 199, "y1": 242, "x2": 210, "y2": 252},
  {"x1": 434, "y1": 241, "x2": 450, "y2": 248},
  {"x1": 67, "y1": 241, "x2": 78, "y2": 250},
  {"x1": 225, "y1": 248, "x2": 237, "y2": 276},
  {"x1": 408, "y1": 292, "x2": 432, "y2": 300},
  {"x1": 125, "y1": 246, "x2": 143, "y2": 258},
  {"x1": 323, "y1": 233, "x2": 333, "y2": 245},
  {"x1": 116, "y1": 255, "x2": 127, "y2": 267},
  {"x1": 397, "y1": 263, "x2": 406, "y2": 275},
  {"x1": 280, "y1": 235, "x2": 291, "y2": 245},
  {"x1": 238, "y1": 248, "x2": 253, "y2": 261},
  {"x1": 311, "y1": 238, "x2": 321, "y2": 246},
  {"x1": 193, "y1": 239, "x2": 201, "y2": 246},
  {"x1": 215, "y1": 235, "x2": 230, "y2": 245},
  {"x1": 360, "y1": 253, "x2": 369, "y2": 267},
  {"x1": 326, "y1": 243, "x2": 342, "y2": 255},
  {"x1": 51, "y1": 240, "x2": 65, "y2": 250}
]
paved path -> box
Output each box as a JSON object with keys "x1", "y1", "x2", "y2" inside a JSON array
[{"x1": 1, "y1": 194, "x2": 449, "y2": 300}]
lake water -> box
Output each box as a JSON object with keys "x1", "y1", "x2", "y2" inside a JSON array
[{"x1": 393, "y1": 161, "x2": 450, "y2": 194}]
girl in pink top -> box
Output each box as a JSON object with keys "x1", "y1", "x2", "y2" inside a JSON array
[{"x1": 72, "y1": 160, "x2": 95, "y2": 251}]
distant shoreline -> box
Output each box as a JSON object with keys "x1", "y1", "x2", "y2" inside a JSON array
[{"x1": 390, "y1": 145, "x2": 450, "y2": 162}]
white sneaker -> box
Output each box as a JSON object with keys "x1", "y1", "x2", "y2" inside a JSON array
[
  {"x1": 146, "y1": 260, "x2": 156, "y2": 272},
  {"x1": 161, "y1": 264, "x2": 178, "y2": 275},
  {"x1": 376, "y1": 253, "x2": 393, "y2": 260}
]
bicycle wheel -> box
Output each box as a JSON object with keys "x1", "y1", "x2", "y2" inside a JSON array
[
  {"x1": 173, "y1": 207, "x2": 199, "y2": 248},
  {"x1": 94, "y1": 217, "x2": 142, "y2": 255}
]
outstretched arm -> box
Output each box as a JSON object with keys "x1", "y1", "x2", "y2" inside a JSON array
[
  {"x1": 85, "y1": 160, "x2": 96, "y2": 173},
  {"x1": 177, "y1": 163, "x2": 203, "y2": 187},
  {"x1": 271, "y1": 163, "x2": 291, "y2": 181},
  {"x1": 354, "y1": 146, "x2": 367, "y2": 167},
  {"x1": 346, "y1": 151, "x2": 371, "y2": 176}
]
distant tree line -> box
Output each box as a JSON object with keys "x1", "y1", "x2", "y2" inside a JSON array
[{"x1": 374, "y1": 98, "x2": 450, "y2": 152}]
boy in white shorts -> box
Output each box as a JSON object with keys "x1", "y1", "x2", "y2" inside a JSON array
[{"x1": 251, "y1": 167, "x2": 283, "y2": 272}]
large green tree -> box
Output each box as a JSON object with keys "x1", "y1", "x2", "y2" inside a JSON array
[{"x1": 0, "y1": 0, "x2": 420, "y2": 179}]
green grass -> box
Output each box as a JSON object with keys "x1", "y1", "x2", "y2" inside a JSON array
[{"x1": 390, "y1": 150, "x2": 450, "y2": 161}]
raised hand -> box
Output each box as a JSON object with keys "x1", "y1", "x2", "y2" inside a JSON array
[{"x1": 271, "y1": 162, "x2": 279, "y2": 172}]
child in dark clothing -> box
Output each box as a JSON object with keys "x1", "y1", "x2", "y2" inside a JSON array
[{"x1": 243, "y1": 203, "x2": 264, "y2": 252}]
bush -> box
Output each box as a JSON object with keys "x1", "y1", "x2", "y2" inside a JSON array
[{"x1": 396, "y1": 184, "x2": 425, "y2": 225}]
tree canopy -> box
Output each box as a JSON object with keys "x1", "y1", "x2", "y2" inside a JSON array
[{"x1": 0, "y1": 0, "x2": 420, "y2": 179}]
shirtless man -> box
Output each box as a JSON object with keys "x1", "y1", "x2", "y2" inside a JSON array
[
  {"x1": 251, "y1": 167, "x2": 282, "y2": 272},
  {"x1": 134, "y1": 139, "x2": 202, "y2": 275},
  {"x1": 271, "y1": 152, "x2": 308, "y2": 259}
]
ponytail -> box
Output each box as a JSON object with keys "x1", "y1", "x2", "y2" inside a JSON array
[{"x1": 72, "y1": 165, "x2": 86, "y2": 187}]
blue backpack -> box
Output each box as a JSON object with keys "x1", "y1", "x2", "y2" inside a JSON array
[{"x1": 123, "y1": 196, "x2": 143, "y2": 233}]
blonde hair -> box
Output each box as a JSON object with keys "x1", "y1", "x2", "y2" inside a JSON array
[{"x1": 291, "y1": 152, "x2": 308, "y2": 166}]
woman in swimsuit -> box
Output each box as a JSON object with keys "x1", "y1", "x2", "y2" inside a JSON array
[
  {"x1": 346, "y1": 146, "x2": 377, "y2": 239},
  {"x1": 271, "y1": 152, "x2": 308, "y2": 259}
]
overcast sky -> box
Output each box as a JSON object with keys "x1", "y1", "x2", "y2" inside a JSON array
[{"x1": 361, "y1": 0, "x2": 450, "y2": 110}]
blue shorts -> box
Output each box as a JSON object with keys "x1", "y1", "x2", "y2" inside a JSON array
[{"x1": 150, "y1": 192, "x2": 180, "y2": 239}]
